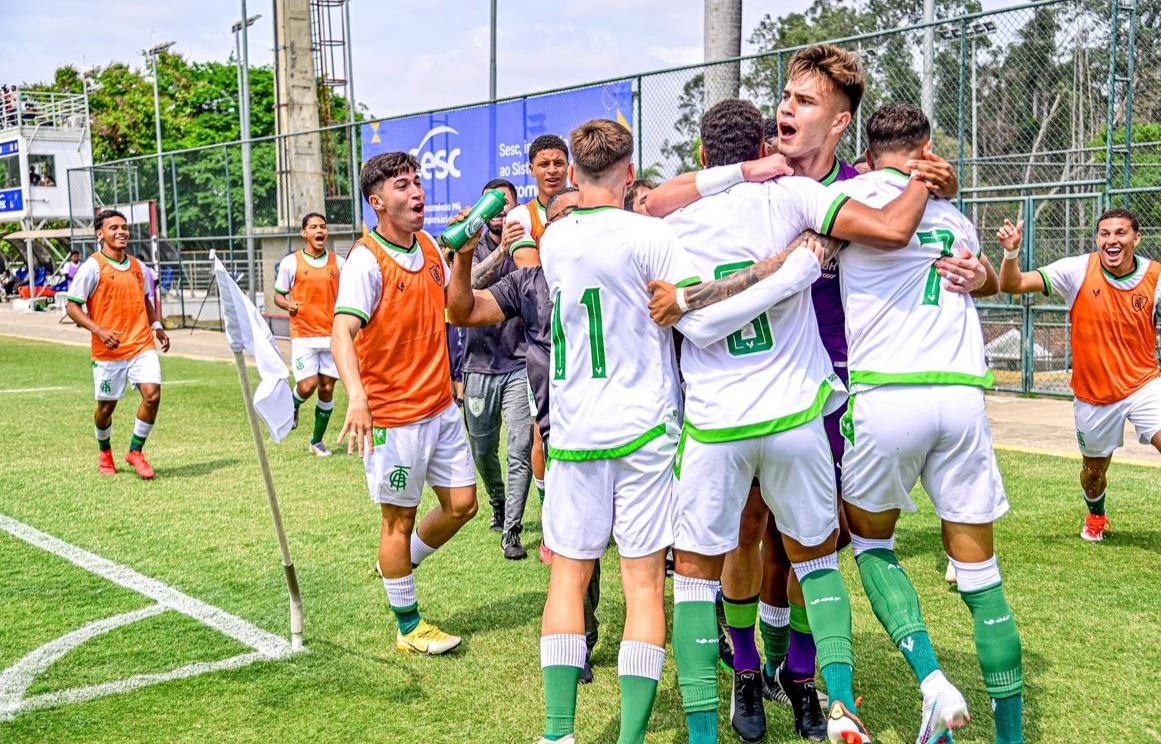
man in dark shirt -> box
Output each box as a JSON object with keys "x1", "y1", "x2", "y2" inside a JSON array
[{"x1": 458, "y1": 179, "x2": 535, "y2": 560}]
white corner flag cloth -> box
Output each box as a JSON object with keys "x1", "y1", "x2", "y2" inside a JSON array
[{"x1": 212, "y1": 255, "x2": 294, "y2": 442}]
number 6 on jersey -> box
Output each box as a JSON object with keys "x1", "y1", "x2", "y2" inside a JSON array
[{"x1": 552, "y1": 287, "x2": 608, "y2": 380}]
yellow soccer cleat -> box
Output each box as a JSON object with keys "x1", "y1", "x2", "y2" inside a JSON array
[{"x1": 396, "y1": 619, "x2": 462, "y2": 655}]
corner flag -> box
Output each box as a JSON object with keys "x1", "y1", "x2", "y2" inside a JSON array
[{"x1": 212, "y1": 255, "x2": 294, "y2": 442}]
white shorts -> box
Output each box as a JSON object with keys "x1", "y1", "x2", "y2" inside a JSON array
[
  {"x1": 543, "y1": 432, "x2": 677, "y2": 561},
  {"x1": 92, "y1": 351, "x2": 162, "y2": 401},
  {"x1": 675, "y1": 415, "x2": 838, "y2": 552},
  {"x1": 842, "y1": 384, "x2": 1008, "y2": 524},
  {"x1": 364, "y1": 403, "x2": 476, "y2": 507},
  {"x1": 290, "y1": 339, "x2": 338, "y2": 383},
  {"x1": 1074, "y1": 378, "x2": 1161, "y2": 458}
]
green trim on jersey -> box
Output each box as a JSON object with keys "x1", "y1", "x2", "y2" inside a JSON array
[
  {"x1": 547, "y1": 422, "x2": 667, "y2": 461},
  {"x1": 849, "y1": 369, "x2": 995, "y2": 389},
  {"x1": 67, "y1": 295, "x2": 86, "y2": 304},
  {"x1": 1101, "y1": 255, "x2": 1141, "y2": 286},
  {"x1": 369, "y1": 230, "x2": 417, "y2": 254},
  {"x1": 335, "y1": 306, "x2": 369, "y2": 325},
  {"x1": 275, "y1": 287, "x2": 291, "y2": 295},
  {"x1": 300, "y1": 248, "x2": 330, "y2": 267},
  {"x1": 820, "y1": 195, "x2": 850, "y2": 237},
  {"x1": 675, "y1": 276, "x2": 702, "y2": 288},
  {"x1": 97, "y1": 251, "x2": 130, "y2": 267},
  {"x1": 572, "y1": 206, "x2": 619, "y2": 215},
  {"x1": 1036, "y1": 268, "x2": 1052, "y2": 297},
  {"x1": 819, "y1": 159, "x2": 841, "y2": 186},
  {"x1": 881, "y1": 167, "x2": 911, "y2": 181},
  {"x1": 509, "y1": 240, "x2": 538, "y2": 256},
  {"x1": 683, "y1": 375, "x2": 841, "y2": 445}
]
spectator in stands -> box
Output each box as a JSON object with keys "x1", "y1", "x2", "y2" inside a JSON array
[
  {"x1": 28, "y1": 166, "x2": 40, "y2": 186},
  {"x1": 65, "y1": 250, "x2": 82, "y2": 285}
]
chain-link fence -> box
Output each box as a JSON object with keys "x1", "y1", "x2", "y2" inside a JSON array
[{"x1": 65, "y1": 0, "x2": 1159, "y2": 394}]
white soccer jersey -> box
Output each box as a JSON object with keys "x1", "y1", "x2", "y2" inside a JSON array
[
  {"x1": 504, "y1": 200, "x2": 546, "y2": 253},
  {"x1": 665, "y1": 178, "x2": 849, "y2": 435},
  {"x1": 837, "y1": 168, "x2": 990, "y2": 392},
  {"x1": 539, "y1": 206, "x2": 696, "y2": 457}
]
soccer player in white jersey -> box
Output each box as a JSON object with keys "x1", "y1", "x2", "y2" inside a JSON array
[
  {"x1": 655, "y1": 97, "x2": 952, "y2": 744},
  {"x1": 534, "y1": 118, "x2": 832, "y2": 744},
  {"x1": 272, "y1": 212, "x2": 344, "y2": 456},
  {"x1": 833, "y1": 104, "x2": 1021, "y2": 744}
]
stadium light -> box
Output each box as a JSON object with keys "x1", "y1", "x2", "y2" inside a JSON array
[
  {"x1": 232, "y1": 14, "x2": 261, "y2": 33},
  {"x1": 145, "y1": 41, "x2": 175, "y2": 242}
]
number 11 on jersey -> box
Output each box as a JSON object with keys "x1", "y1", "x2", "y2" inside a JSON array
[{"x1": 552, "y1": 287, "x2": 608, "y2": 380}]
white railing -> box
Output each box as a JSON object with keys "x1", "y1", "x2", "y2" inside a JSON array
[{"x1": 2, "y1": 89, "x2": 88, "y2": 130}]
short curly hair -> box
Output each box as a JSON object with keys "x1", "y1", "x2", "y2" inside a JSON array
[{"x1": 700, "y1": 98, "x2": 764, "y2": 167}]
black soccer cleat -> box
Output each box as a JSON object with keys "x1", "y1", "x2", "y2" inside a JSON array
[
  {"x1": 579, "y1": 653, "x2": 594, "y2": 685},
  {"x1": 715, "y1": 589, "x2": 734, "y2": 671},
  {"x1": 761, "y1": 664, "x2": 790, "y2": 705},
  {"x1": 502, "y1": 527, "x2": 527, "y2": 560},
  {"x1": 489, "y1": 510, "x2": 504, "y2": 532},
  {"x1": 776, "y1": 661, "x2": 828, "y2": 741},
  {"x1": 730, "y1": 670, "x2": 767, "y2": 743}
]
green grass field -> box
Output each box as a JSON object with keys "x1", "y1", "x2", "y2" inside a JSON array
[{"x1": 1, "y1": 336, "x2": 1159, "y2": 744}]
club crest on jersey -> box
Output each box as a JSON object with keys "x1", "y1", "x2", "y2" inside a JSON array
[
  {"x1": 1133, "y1": 292, "x2": 1147, "y2": 312},
  {"x1": 429, "y1": 264, "x2": 441, "y2": 286},
  {"x1": 397, "y1": 281, "x2": 406, "y2": 293}
]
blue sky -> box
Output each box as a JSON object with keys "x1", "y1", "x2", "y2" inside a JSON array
[{"x1": 2, "y1": 0, "x2": 1023, "y2": 119}]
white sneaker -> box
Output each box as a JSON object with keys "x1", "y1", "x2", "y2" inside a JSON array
[
  {"x1": 309, "y1": 441, "x2": 333, "y2": 457},
  {"x1": 534, "y1": 736, "x2": 575, "y2": 744},
  {"x1": 917, "y1": 672, "x2": 970, "y2": 744}
]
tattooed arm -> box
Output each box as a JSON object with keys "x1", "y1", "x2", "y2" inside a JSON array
[
  {"x1": 470, "y1": 244, "x2": 508, "y2": 289},
  {"x1": 648, "y1": 230, "x2": 844, "y2": 326}
]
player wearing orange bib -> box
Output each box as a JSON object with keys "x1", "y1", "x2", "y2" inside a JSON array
[
  {"x1": 66, "y1": 209, "x2": 171, "y2": 479},
  {"x1": 999, "y1": 208, "x2": 1161, "y2": 542},
  {"x1": 273, "y1": 212, "x2": 344, "y2": 457},
  {"x1": 504, "y1": 134, "x2": 570, "y2": 269},
  {"x1": 332, "y1": 151, "x2": 478, "y2": 655}
]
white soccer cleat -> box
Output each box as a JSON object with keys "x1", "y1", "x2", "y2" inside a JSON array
[
  {"x1": 944, "y1": 561, "x2": 957, "y2": 585},
  {"x1": 309, "y1": 441, "x2": 333, "y2": 457},
  {"x1": 917, "y1": 673, "x2": 970, "y2": 744}
]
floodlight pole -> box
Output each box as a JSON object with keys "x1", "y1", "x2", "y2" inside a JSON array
[
  {"x1": 238, "y1": 0, "x2": 257, "y2": 304},
  {"x1": 922, "y1": 0, "x2": 934, "y2": 119},
  {"x1": 489, "y1": 0, "x2": 498, "y2": 100},
  {"x1": 147, "y1": 43, "x2": 174, "y2": 241}
]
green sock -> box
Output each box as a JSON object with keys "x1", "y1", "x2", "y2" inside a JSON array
[
  {"x1": 618, "y1": 675, "x2": 659, "y2": 744},
  {"x1": 1085, "y1": 491, "x2": 1106, "y2": 516},
  {"x1": 129, "y1": 435, "x2": 146, "y2": 452},
  {"x1": 993, "y1": 694, "x2": 1025, "y2": 744},
  {"x1": 960, "y1": 582, "x2": 1023, "y2": 699},
  {"x1": 543, "y1": 665, "x2": 581, "y2": 740},
  {"x1": 312, "y1": 404, "x2": 333, "y2": 445},
  {"x1": 855, "y1": 547, "x2": 938, "y2": 683},
  {"x1": 674, "y1": 581, "x2": 718, "y2": 744},
  {"x1": 798, "y1": 565, "x2": 856, "y2": 712},
  {"x1": 789, "y1": 602, "x2": 810, "y2": 634},
  {"x1": 759, "y1": 617, "x2": 789, "y2": 676},
  {"x1": 96, "y1": 426, "x2": 111, "y2": 452},
  {"x1": 391, "y1": 602, "x2": 420, "y2": 635}
]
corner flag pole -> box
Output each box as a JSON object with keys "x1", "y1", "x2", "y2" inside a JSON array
[{"x1": 231, "y1": 349, "x2": 305, "y2": 650}]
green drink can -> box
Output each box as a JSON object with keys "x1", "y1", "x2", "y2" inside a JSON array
[{"x1": 438, "y1": 188, "x2": 508, "y2": 253}]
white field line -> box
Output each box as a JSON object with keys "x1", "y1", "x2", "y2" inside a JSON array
[
  {"x1": 8, "y1": 651, "x2": 267, "y2": 720},
  {"x1": 0, "y1": 514, "x2": 293, "y2": 657},
  {"x1": 0, "y1": 514, "x2": 300, "y2": 721},
  {"x1": 0, "y1": 605, "x2": 167, "y2": 719},
  {"x1": 0, "y1": 387, "x2": 70, "y2": 395}
]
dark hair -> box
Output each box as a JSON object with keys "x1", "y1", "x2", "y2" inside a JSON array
[
  {"x1": 301, "y1": 212, "x2": 326, "y2": 230},
  {"x1": 623, "y1": 179, "x2": 657, "y2": 210},
  {"x1": 94, "y1": 209, "x2": 126, "y2": 230},
  {"x1": 360, "y1": 151, "x2": 421, "y2": 202},
  {"x1": 1097, "y1": 207, "x2": 1140, "y2": 233},
  {"x1": 483, "y1": 178, "x2": 518, "y2": 202},
  {"x1": 69, "y1": 249, "x2": 80, "y2": 256},
  {"x1": 528, "y1": 134, "x2": 569, "y2": 165},
  {"x1": 701, "y1": 99, "x2": 764, "y2": 167},
  {"x1": 866, "y1": 103, "x2": 931, "y2": 156},
  {"x1": 547, "y1": 186, "x2": 579, "y2": 211},
  {"x1": 762, "y1": 117, "x2": 779, "y2": 143},
  {"x1": 786, "y1": 44, "x2": 865, "y2": 114}
]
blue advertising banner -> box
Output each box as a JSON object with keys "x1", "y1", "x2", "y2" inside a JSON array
[
  {"x1": 0, "y1": 138, "x2": 24, "y2": 218},
  {"x1": 360, "y1": 82, "x2": 634, "y2": 235}
]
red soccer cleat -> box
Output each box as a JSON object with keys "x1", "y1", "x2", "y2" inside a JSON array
[
  {"x1": 1081, "y1": 514, "x2": 1109, "y2": 542},
  {"x1": 124, "y1": 450, "x2": 155, "y2": 480},
  {"x1": 98, "y1": 450, "x2": 117, "y2": 475}
]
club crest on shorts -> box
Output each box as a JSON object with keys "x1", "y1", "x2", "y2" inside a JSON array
[
  {"x1": 466, "y1": 396, "x2": 485, "y2": 417},
  {"x1": 100, "y1": 379, "x2": 112, "y2": 395},
  {"x1": 388, "y1": 465, "x2": 410, "y2": 490}
]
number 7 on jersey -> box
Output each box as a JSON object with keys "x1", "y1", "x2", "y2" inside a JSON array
[{"x1": 552, "y1": 287, "x2": 608, "y2": 380}]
